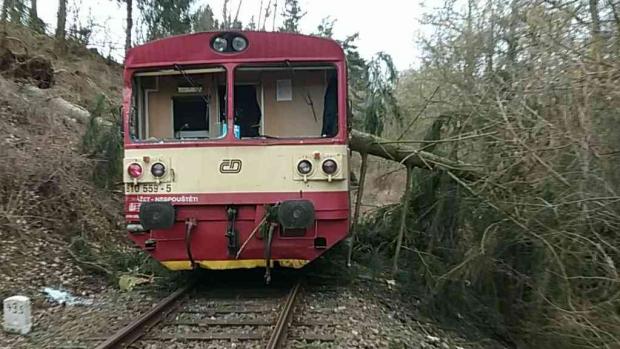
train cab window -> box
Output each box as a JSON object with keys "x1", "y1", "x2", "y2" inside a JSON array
[
  {"x1": 235, "y1": 64, "x2": 339, "y2": 139},
  {"x1": 130, "y1": 67, "x2": 227, "y2": 141}
]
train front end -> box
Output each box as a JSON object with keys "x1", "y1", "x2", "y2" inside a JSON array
[{"x1": 122, "y1": 32, "x2": 349, "y2": 273}]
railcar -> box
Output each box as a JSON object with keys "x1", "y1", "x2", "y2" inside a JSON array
[{"x1": 122, "y1": 31, "x2": 350, "y2": 281}]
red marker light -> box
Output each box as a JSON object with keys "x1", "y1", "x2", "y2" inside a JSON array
[{"x1": 127, "y1": 163, "x2": 143, "y2": 178}]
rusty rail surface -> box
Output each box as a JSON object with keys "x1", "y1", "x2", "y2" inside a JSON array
[
  {"x1": 266, "y1": 281, "x2": 302, "y2": 348},
  {"x1": 94, "y1": 284, "x2": 192, "y2": 349}
]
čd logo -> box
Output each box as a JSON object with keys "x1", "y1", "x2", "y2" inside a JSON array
[{"x1": 219, "y1": 159, "x2": 242, "y2": 173}]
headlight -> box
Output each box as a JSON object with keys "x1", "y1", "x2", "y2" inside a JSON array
[
  {"x1": 127, "y1": 163, "x2": 143, "y2": 178},
  {"x1": 232, "y1": 36, "x2": 248, "y2": 51},
  {"x1": 297, "y1": 160, "x2": 312, "y2": 175},
  {"x1": 321, "y1": 159, "x2": 338, "y2": 175},
  {"x1": 151, "y1": 162, "x2": 166, "y2": 177},
  {"x1": 212, "y1": 37, "x2": 228, "y2": 52}
]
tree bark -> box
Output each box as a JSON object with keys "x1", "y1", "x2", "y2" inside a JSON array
[
  {"x1": 257, "y1": 0, "x2": 264, "y2": 30},
  {"x1": 347, "y1": 152, "x2": 368, "y2": 267},
  {"x1": 29, "y1": 0, "x2": 37, "y2": 19},
  {"x1": 125, "y1": 0, "x2": 132, "y2": 52},
  {"x1": 55, "y1": 0, "x2": 67, "y2": 44},
  {"x1": 609, "y1": 0, "x2": 620, "y2": 53},
  {"x1": 28, "y1": 0, "x2": 44, "y2": 33},
  {"x1": 1, "y1": 0, "x2": 12, "y2": 49},
  {"x1": 1, "y1": 0, "x2": 11, "y2": 23},
  {"x1": 392, "y1": 165, "x2": 413, "y2": 276},
  {"x1": 349, "y1": 129, "x2": 481, "y2": 179},
  {"x1": 8, "y1": 0, "x2": 17, "y2": 23},
  {"x1": 589, "y1": 0, "x2": 602, "y2": 59}
]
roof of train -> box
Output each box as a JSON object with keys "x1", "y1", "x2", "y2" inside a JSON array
[{"x1": 124, "y1": 31, "x2": 346, "y2": 69}]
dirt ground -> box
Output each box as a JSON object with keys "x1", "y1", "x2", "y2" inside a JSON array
[{"x1": 1, "y1": 269, "x2": 504, "y2": 349}]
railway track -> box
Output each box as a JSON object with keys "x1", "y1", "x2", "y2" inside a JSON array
[{"x1": 92, "y1": 280, "x2": 337, "y2": 349}]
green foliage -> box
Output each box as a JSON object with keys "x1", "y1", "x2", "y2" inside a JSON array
[
  {"x1": 341, "y1": 33, "x2": 369, "y2": 130},
  {"x1": 191, "y1": 4, "x2": 219, "y2": 32},
  {"x1": 217, "y1": 0, "x2": 243, "y2": 30},
  {"x1": 80, "y1": 95, "x2": 123, "y2": 190},
  {"x1": 137, "y1": 0, "x2": 194, "y2": 41},
  {"x1": 3, "y1": 0, "x2": 28, "y2": 25},
  {"x1": 336, "y1": 33, "x2": 400, "y2": 137},
  {"x1": 363, "y1": 52, "x2": 401, "y2": 136},
  {"x1": 245, "y1": 16, "x2": 256, "y2": 30},
  {"x1": 1, "y1": 0, "x2": 44, "y2": 32},
  {"x1": 279, "y1": 0, "x2": 305, "y2": 33},
  {"x1": 314, "y1": 17, "x2": 335, "y2": 38}
]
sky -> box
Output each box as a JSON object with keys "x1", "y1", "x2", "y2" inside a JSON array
[{"x1": 38, "y1": 0, "x2": 424, "y2": 71}]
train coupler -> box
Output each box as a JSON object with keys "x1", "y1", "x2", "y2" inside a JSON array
[{"x1": 225, "y1": 207, "x2": 239, "y2": 257}]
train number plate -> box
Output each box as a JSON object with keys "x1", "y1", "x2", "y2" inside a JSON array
[{"x1": 125, "y1": 183, "x2": 172, "y2": 193}]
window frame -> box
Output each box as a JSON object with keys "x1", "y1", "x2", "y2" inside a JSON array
[
  {"x1": 124, "y1": 61, "x2": 348, "y2": 148},
  {"x1": 128, "y1": 66, "x2": 228, "y2": 143},
  {"x1": 233, "y1": 63, "x2": 340, "y2": 141}
]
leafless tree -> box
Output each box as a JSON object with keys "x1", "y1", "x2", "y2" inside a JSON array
[
  {"x1": 125, "y1": 0, "x2": 132, "y2": 51},
  {"x1": 55, "y1": 0, "x2": 67, "y2": 50}
]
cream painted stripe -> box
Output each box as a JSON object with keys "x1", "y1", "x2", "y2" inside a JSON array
[{"x1": 124, "y1": 144, "x2": 349, "y2": 193}]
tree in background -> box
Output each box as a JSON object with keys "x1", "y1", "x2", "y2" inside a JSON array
[
  {"x1": 258, "y1": 0, "x2": 273, "y2": 31},
  {"x1": 245, "y1": 15, "x2": 256, "y2": 30},
  {"x1": 55, "y1": 0, "x2": 67, "y2": 50},
  {"x1": 312, "y1": 19, "x2": 399, "y2": 136},
  {"x1": 363, "y1": 52, "x2": 400, "y2": 136},
  {"x1": 9, "y1": 0, "x2": 25, "y2": 24},
  {"x1": 0, "y1": 1, "x2": 8, "y2": 23},
  {"x1": 219, "y1": 0, "x2": 242, "y2": 29},
  {"x1": 314, "y1": 16, "x2": 335, "y2": 38},
  {"x1": 1, "y1": 0, "x2": 34, "y2": 26},
  {"x1": 137, "y1": 0, "x2": 193, "y2": 41},
  {"x1": 279, "y1": 0, "x2": 304, "y2": 33},
  {"x1": 122, "y1": 0, "x2": 132, "y2": 51},
  {"x1": 192, "y1": 4, "x2": 218, "y2": 32},
  {"x1": 28, "y1": 0, "x2": 45, "y2": 33},
  {"x1": 341, "y1": 33, "x2": 369, "y2": 129}
]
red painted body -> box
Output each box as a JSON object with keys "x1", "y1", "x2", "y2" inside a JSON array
[
  {"x1": 122, "y1": 32, "x2": 350, "y2": 269},
  {"x1": 123, "y1": 32, "x2": 348, "y2": 149},
  {"x1": 125, "y1": 192, "x2": 349, "y2": 262}
]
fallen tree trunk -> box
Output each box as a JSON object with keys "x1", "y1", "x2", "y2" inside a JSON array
[
  {"x1": 348, "y1": 130, "x2": 483, "y2": 275},
  {"x1": 349, "y1": 129, "x2": 482, "y2": 179},
  {"x1": 21, "y1": 84, "x2": 91, "y2": 123}
]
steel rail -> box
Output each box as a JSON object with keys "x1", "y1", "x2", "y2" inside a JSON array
[
  {"x1": 266, "y1": 281, "x2": 302, "y2": 349},
  {"x1": 94, "y1": 284, "x2": 192, "y2": 349}
]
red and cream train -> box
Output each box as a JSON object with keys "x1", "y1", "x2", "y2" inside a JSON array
[{"x1": 122, "y1": 31, "x2": 349, "y2": 280}]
